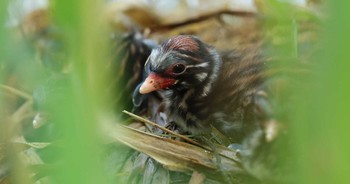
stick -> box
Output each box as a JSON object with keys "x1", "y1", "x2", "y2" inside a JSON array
[
  {"x1": 122, "y1": 110, "x2": 204, "y2": 148},
  {"x1": 1, "y1": 84, "x2": 32, "y2": 100}
]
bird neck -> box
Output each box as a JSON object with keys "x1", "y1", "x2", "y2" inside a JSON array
[{"x1": 198, "y1": 47, "x2": 222, "y2": 97}]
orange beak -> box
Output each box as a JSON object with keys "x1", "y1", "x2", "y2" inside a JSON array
[{"x1": 139, "y1": 73, "x2": 176, "y2": 94}]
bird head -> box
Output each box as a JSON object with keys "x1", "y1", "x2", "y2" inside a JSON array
[{"x1": 139, "y1": 35, "x2": 222, "y2": 94}]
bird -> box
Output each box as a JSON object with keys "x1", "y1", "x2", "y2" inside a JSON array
[{"x1": 136, "y1": 35, "x2": 270, "y2": 143}]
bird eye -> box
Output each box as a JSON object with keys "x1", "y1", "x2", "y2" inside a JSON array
[{"x1": 172, "y1": 64, "x2": 186, "y2": 74}]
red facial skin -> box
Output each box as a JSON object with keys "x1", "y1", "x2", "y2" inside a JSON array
[{"x1": 139, "y1": 73, "x2": 176, "y2": 94}]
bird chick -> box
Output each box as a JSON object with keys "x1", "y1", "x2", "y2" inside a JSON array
[{"x1": 138, "y1": 35, "x2": 267, "y2": 143}]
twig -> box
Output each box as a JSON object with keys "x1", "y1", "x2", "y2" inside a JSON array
[
  {"x1": 150, "y1": 10, "x2": 256, "y2": 32},
  {"x1": 122, "y1": 110, "x2": 241, "y2": 164},
  {"x1": 1, "y1": 84, "x2": 33, "y2": 100},
  {"x1": 122, "y1": 110, "x2": 204, "y2": 148}
]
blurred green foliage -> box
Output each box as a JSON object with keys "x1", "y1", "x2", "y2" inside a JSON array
[
  {"x1": 48, "y1": 0, "x2": 109, "y2": 184},
  {"x1": 1, "y1": 0, "x2": 350, "y2": 184},
  {"x1": 292, "y1": 1, "x2": 350, "y2": 184}
]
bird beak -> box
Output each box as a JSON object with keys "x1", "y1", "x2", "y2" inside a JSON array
[{"x1": 139, "y1": 73, "x2": 176, "y2": 94}]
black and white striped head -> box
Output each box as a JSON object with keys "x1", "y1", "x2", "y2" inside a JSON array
[{"x1": 139, "y1": 35, "x2": 222, "y2": 95}]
